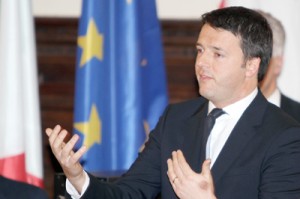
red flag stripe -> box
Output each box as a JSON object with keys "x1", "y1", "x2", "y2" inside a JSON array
[
  {"x1": 0, "y1": 153, "x2": 44, "y2": 188},
  {"x1": 219, "y1": 0, "x2": 226, "y2": 8}
]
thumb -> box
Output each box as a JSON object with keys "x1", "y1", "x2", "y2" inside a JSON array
[
  {"x1": 201, "y1": 159, "x2": 216, "y2": 196},
  {"x1": 201, "y1": 159, "x2": 212, "y2": 178}
]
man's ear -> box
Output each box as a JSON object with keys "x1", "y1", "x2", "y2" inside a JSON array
[{"x1": 245, "y1": 57, "x2": 260, "y2": 78}]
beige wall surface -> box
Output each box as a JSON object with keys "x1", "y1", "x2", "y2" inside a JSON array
[{"x1": 32, "y1": 0, "x2": 220, "y2": 19}]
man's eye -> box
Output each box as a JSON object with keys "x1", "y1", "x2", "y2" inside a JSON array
[
  {"x1": 214, "y1": 52, "x2": 223, "y2": 58},
  {"x1": 197, "y1": 48, "x2": 204, "y2": 54}
]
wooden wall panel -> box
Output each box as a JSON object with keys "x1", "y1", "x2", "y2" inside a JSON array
[{"x1": 35, "y1": 18, "x2": 200, "y2": 198}]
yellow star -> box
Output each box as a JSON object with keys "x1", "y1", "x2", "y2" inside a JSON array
[
  {"x1": 74, "y1": 104, "x2": 102, "y2": 150},
  {"x1": 78, "y1": 19, "x2": 104, "y2": 67}
]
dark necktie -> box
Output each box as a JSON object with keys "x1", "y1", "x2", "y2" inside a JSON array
[{"x1": 202, "y1": 108, "x2": 225, "y2": 160}]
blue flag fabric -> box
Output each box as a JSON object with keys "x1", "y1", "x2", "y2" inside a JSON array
[{"x1": 73, "y1": 0, "x2": 168, "y2": 173}]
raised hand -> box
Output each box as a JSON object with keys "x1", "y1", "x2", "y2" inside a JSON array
[
  {"x1": 45, "y1": 125, "x2": 87, "y2": 193},
  {"x1": 167, "y1": 150, "x2": 216, "y2": 199}
]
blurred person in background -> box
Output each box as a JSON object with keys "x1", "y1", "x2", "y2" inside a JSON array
[{"x1": 258, "y1": 10, "x2": 300, "y2": 122}]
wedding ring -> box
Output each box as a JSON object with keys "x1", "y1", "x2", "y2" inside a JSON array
[{"x1": 172, "y1": 176, "x2": 178, "y2": 183}]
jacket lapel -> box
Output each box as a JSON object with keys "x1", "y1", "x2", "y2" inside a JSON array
[
  {"x1": 181, "y1": 102, "x2": 208, "y2": 172},
  {"x1": 211, "y1": 91, "x2": 268, "y2": 184}
]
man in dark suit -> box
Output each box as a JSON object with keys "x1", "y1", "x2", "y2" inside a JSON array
[
  {"x1": 45, "y1": 7, "x2": 300, "y2": 199},
  {"x1": 0, "y1": 176, "x2": 48, "y2": 199},
  {"x1": 258, "y1": 11, "x2": 300, "y2": 122}
]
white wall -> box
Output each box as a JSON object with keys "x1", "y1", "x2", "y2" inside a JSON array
[
  {"x1": 32, "y1": 0, "x2": 300, "y2": 102},
  {"x1": 32, "y1": 0, "x2": 82, "y2": 17},
  {"x1": 32, "y1": 0, "x2": 219, "y2": 19},
  {"x1": 156, "y1": 0, "x2": 220, "y2": 19}
]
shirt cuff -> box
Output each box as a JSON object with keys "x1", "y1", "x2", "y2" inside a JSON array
[{"x1": 65, "y1": 171, "x2": 90, "y2": 199}]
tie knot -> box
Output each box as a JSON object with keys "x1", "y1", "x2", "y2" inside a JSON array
[{"x1": 208, "y1": 108, "x2": 225, "y2": 119}]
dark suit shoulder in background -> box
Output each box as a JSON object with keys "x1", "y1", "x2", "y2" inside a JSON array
[
  {"x1": 0, "y1": 176, "x2": 48, "y2": 199},
  {"x1": 280, "y1": 94, "x2": 300, "y2": 123}
]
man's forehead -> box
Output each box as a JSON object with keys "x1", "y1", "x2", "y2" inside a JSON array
[
  {"x1": 198, "y1": 24, "x2": 241, "y2": 45},
  {"x1": 199, "y1": 24, "x2": 236, "y2": 37}
]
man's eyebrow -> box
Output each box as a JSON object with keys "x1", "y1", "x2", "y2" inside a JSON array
[
  {"x1": 195, "y1": 43, "x2": 203, "y2": 48},
  {"x1": 212, "y1": 46, "x2": 224, "y2": 52},
  {"x1": 196, "y1": 43, "x2": 225, "y2": 52}
]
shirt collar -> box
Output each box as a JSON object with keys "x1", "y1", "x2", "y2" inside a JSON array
[
  {"x1": 208, "y1": 88, "x2": 258, "y2": 119},
  {"x1": 267, "y1": 88, "x2": 281, "y2": 107}
]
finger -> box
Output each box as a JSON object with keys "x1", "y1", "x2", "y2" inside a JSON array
[
  {"x1": 167, "y1": 159, "x2": 176, "y2": 183},
  {"x1": 45, "y1": 128, "x2": 52, "y2": 137},
  {"x1": 61, "y1": 134, "x2": 79, "y2": 159},
  {"x1": 47, "y1": 125, "x2": 62, "y2": 145},
  {"x1": 172, "y1": 151, "x2": 184, "y2": 180},
  {"x1": 52, "y1": 129, "x2": 68, "y2": 151},
  {"x1": 177, "y1": 150, "x2": 194, "y2": 176},
  {"x1": 167, "y1": 158, "x2": 178, "y2": 191},
  {"x1": 69, "y1": 145, "x2": 87, "y2": 164}
]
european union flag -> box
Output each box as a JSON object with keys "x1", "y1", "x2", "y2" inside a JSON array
[{"x1": 73, "y1": 0, "x2": 168, "y2": 173}]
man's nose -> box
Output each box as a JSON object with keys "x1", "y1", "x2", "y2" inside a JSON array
[{"x1": 195, "y1": 52, "x2": 210, "y2": 69}]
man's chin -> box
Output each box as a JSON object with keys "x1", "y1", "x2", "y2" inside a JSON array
[{"x1": 199, "y1": 89, "x2": 213, "y2": 100}]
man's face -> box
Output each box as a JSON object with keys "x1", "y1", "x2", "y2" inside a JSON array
[{"x1": 195, "y1": 24, "x2": 256, "y2": 107}]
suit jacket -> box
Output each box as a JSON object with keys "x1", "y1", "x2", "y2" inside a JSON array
[
  {"x1": 281, "y1": 94, "x2": 300, "y2": 123},
  {"x1": 0, "y1": 176, "x2": 48, "y2": 199},
  {"x1": 75, "y1": 91, "x2": 300, "y2": 199}
]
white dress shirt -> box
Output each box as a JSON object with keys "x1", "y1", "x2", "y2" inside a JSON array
[
  {"x1": 267, "y1": 88, "x2": 281, "y2": 107},
  {"x1": 206, "y1": 88, "x2": 258, "y2": 167},
  {"x1": 66, "y1": 172, "x2": 89, "y2": 199}
]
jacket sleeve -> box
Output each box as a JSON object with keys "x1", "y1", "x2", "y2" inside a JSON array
[
  {"x1": 259, "y1": 126, "x2": 300, "y2": 198},
  {"x1": 68, "y1": 106, "x2": 171, "y2": 199}
]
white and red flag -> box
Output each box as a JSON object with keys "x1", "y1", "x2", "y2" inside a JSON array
[
  {"x1": 219, "y1": 0, "x2": 300, "y2": 102},
  {"x1": 0, "y1": 0, "x2": 44, "y2": 187}
]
